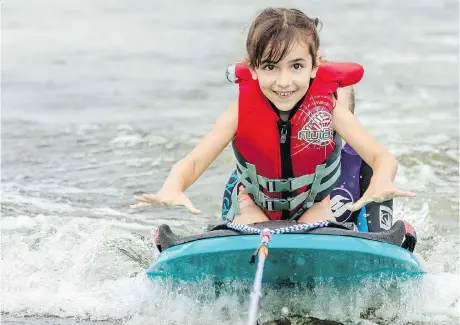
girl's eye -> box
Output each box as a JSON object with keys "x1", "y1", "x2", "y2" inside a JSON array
[
  {"x1": 293, "y1": 63, "x2": 303, "y2": 70},
  {"x1": 263, "y1": 64, "x2": 276, "y2": 71}
]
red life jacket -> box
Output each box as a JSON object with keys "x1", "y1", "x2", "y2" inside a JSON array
[{"x1": 228, "y1": 62, "x2": 364, "y2": 220}]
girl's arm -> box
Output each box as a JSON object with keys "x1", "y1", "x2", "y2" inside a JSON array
[
  {"x1": 332, "y1": 102, "x2": 416, "y2": 211},
  {"x1": 133, "y1": 101, "x2": 238, "y2": 213},
  {"x1": 336, "y1": 86, "x2": 355, "y2": 114}
]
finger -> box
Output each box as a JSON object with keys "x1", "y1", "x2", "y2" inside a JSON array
[
  {"x1": 348, "y1": 196, "x2": 372, "y2": 211},
  {"x1": 135, "y1": 194, "x2": 158, "y2": 203},
  {"x1": 129, "y1": 202, "x2": 152, "y2": 209},
  {"x1": 180, "y1": 197, "x2": 201, "y2": 215},
  {"x1": 394, "y1": 190, "x2": 417, "y2": 198},
  {"x1": 372, "y1": 189, "x2": 417, "y2": 202},
  {"x1": 142, "y1": 193, "x2": 160, "y2": 201},
  {"x1": 184, "y1": 203, "x2": 201, "y2": 215},
  {"x1": 134, "y1": 195, "x2": 150, "y2": 203}
]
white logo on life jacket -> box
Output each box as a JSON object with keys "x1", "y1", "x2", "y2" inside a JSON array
[
  {"x1": 379, "y1": 206, "x2": 393, "y2": 230},
  {"x1": 330, "y1": 187, "x2": 354, "y2": 222},
  {"x1": 297, "y1": 110, "x2": 333, "y2": 147}
]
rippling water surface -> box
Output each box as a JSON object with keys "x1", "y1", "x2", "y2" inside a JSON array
[{"x1": 2, "y1": 0, "x2": 459, "y2": 324}]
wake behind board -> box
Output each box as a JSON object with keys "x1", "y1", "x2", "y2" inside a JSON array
[{"x1": 146, "y1": 220, "x2": 425, "y2": 284}]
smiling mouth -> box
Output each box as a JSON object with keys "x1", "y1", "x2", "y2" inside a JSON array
[{"x1": 273, "y1": 90, "x2": 295, "y2": 98}]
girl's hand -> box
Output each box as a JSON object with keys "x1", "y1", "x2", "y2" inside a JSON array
[
  {"x1": 348, "y1": 177, "x2": 416, "y2": 212},
  {"x1": 130, "y1": 188, "x2": 201, "y2": 214}
]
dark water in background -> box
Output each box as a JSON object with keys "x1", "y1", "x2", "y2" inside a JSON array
[{"x1": 2, "y1": 0, "x2": 459, "y2": 324}]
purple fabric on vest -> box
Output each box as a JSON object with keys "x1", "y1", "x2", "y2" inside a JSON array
[{"x1": 330, "y1": 143, "x2": 362, "y2": 222}]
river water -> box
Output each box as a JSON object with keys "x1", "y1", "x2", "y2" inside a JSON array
[{"x1": 2, "y1": 0, "x2": 459, "y2": 324}]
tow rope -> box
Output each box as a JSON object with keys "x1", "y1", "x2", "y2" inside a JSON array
[{"x1": 226, "y1": 221, "x2": 330, "y2": 325}]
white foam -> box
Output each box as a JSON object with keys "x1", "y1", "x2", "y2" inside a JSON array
[
  {"x1": 1, "y1": 215, "x2": 156, "y2": 319},
  {"x1": 109, "y1": 134, "x2": 144, "y2": 148},
  {"x1": 425, "y1": 133, "x2": 452, "y2": 146},
  {"x1": 1, "y1": 208, "x2": 459, "y2": 325}
]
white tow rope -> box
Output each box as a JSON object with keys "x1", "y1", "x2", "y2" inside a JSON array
[
  {"x1": 225, "y1": 221, "x2": 330, "y2": 325},
  {"x1": 247, "y1": 228, "x2": 271, "y2": 325}
]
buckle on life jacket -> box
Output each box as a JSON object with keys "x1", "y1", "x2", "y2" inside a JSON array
[
  {"x1": 262, "y1": 198, "x2": 290, "y2": 211},
  {"x1": 267, "y1": 179, "x2": 291, "y2": 192},
  {"x1": 231, "y1": 134, "x2": 342, "y2": 215},
  {"x1": 258, "y1": 191, "x2": 311, "y2": 212}
]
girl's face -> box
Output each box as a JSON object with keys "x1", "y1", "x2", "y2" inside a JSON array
[{"x1": 251, "y1": 41, "x2": 318, "y2": 113}]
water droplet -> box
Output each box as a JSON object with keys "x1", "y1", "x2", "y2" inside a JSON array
[{"x1": 281, "y1": 306, "x2": 289, "y2": 316}]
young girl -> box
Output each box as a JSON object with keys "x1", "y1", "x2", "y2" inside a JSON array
[
  {"x1": 220, "y1": 84, "x2": 396, "y2": 232},
  {"x1": 132, "y1": 7, "x2": 416, "y2": 225}
]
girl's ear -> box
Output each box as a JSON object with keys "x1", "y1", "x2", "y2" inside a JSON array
[
  {"x1": 310, "y1": 53, "x2": 321, "y2": 78},
  {"x1": 243, "y1": 56, "x2": 258, "y2": 80},
  {"x1": 311, "y1": 65, "x2": 319, "y2": 78}
]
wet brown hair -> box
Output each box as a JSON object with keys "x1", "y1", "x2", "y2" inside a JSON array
[{"x1": 246, "y1": 8, "x2": 321, "y2": 69}]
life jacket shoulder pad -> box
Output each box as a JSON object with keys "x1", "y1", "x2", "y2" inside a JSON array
[
  {"x1": 226, "y1": 63, "x2": 252, "y2": 83},
  {"x1": 316, "y1": 62, "x2": 364, "y2": 87}
]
